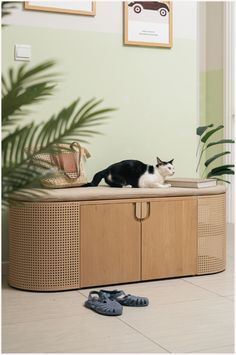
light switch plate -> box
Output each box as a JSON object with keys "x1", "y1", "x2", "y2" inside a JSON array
[{"x1": 15, "y1": 44, "x2": 31, "y2": 61}]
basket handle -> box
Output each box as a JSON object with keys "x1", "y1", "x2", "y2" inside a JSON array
[
  {"x1": 50, "y1": 142, "x2": 90, "y2": 180},
  {"x1": 63, "y1": 142, "x2": 90, "y2": 180},
  {"x1": 62, "y1": 142, "x2": 82, "y2": 179}
]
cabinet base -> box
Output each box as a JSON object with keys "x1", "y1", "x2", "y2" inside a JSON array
[{"x1": 8, "y1": 194, "x2": 226, "y2": 292}]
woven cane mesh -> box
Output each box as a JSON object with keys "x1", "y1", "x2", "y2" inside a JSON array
[
  {"x1": 197, "y1": 194, "x2": 226, "y2": 274},
  {"x1": 9, "y1": 202, "x2": 80, "y2": 291}
]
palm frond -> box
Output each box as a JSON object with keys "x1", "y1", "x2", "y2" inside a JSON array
[
  {"x1": 2, "y1": 164, "x2": 44, "y2": 202},
  {"x1": 31, "y1": 98, "x2": 116, "y2": 152},
  {"x1": 2, "y1": 61, "x2": 58, "y2": 128},
  {"x1": 2, "y1": 124, "x2": 36, "y2": 168},
  {"x1": 2, "y1": 97, "x2": 116, "y2": 207},
  {"x1": 2, "y1": 57, "x2": 115, "y2": 208},
  {"x1": 1, "y1": 2, "x2": 19, "y2": 18}
]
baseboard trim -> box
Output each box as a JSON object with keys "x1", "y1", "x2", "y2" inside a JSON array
[{"x1": 2, "y1": 261, "x2": 9, "y2": 276}]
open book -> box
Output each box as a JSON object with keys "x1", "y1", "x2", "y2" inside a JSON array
[{"x1": 166, "y1": 177, "x2": 217, "y2": 188}]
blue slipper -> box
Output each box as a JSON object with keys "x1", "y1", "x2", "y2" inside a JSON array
[
  {"x1": 100, "y1": 289, "x2": 149, "y2": 307},
  {"x1": 84, "y1": 291, "x2": 123, "y2": 316}
]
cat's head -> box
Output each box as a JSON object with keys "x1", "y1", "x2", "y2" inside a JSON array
[{"x1": 156, "y1": 157, "x2": 175, "y2": 177}]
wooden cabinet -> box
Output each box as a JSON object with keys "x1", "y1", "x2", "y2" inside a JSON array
[
  {"x1": 80, "y1": 202, "x2": 141, "y2": 288},
  {"x1": 80, "y1": 197, "x2": 197, "y2": 288},
  {"x1": 8, "y1": 190, "x2": 225, "y2": 291},
  {"x1": 142, "y1": 197, "x2": 197, "y2": 280}
]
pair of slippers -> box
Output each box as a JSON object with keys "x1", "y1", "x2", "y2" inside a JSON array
[{"x1": 84, "y1": 289, "x2": 149, "y2": 316}]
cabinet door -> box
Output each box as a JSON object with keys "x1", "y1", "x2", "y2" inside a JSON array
[
  {"x1": 80, "y1": 203, "x2": 141, "y2": 288},
  {"x1": 142, "y1": 197, "x2": 197, "y2": 280}
]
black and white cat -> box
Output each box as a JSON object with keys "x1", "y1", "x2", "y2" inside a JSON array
[{"x1": 83, "y1": 157, "x2": 175, "y2": 188}]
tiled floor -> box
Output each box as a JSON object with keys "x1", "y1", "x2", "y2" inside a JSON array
[{"x1": 2, "y1": 225, "x2": 234, "y2": 353}]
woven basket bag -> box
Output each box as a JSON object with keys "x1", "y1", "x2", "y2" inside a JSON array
[{"x1": 33, "y1": 142, "x2": 90, "y2": 188}]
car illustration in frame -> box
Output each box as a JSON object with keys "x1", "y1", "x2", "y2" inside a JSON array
[
  {"x1": 128, "y1": 1, "x2": 169, "y2": 16},
  {"x1": 124, "y1": 1, "x2": 172, "y2": 48}
]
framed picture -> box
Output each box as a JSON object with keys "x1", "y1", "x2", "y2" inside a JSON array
[
  {"x1": 124, "y1": 1, "x2": 172, "y2": 48},
  {"x1": 24, "y1": 1, "x2": 96, "y2": 16}
]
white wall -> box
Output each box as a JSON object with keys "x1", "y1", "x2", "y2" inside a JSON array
[{"x1": 3, "y1": 1, "x2": 197, "y2": 39}]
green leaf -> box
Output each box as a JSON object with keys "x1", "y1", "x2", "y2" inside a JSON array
[
  {"x1": 2, "y1": 124, "x2": 38, "y2": 168},
  {"x1": 206, "y1": 139, "x2": 235, "y2": 149},
  {"x1": 2, "y1": 61, "x2": 57, "y2": 128},
  {"x1": 2, "y1": 82, "x2": 56, "y2": 119},
  {"x1": 209, "y1": 164, "x2": 234, "y2": 174},
  {"x1": 201, "y1": 125, "x2": 224, "y2": 143},
  {"x1": 204, "y1": 151, "x2": 230, "y2": 167},
  {"x1": 2, "y1": 165, "x2": 43, "y2": 201},
  {"x1": 207, "y1": 169, "x2": 234, "y2": 177},
  {"x1": 196, "y1": 124, "x2": 214, "y2": 136},
  {"x1": 1, "y1": 2, "x2": 19, "y2": 19},
  {"x1": 214, "y1": 178, "x2": 231, "y2": 184}
]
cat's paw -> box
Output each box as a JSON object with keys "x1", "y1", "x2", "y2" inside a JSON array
[{"x1": 123, "y1": 184, "x2": 132, "y2": 188}]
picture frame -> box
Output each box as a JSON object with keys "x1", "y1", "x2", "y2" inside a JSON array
[
  {"x1": 24, "y1": 1, "x2": 96, "y2": 16},
  {"x1": 124, "y1": 1, "x2": 172, "y2": 48}
]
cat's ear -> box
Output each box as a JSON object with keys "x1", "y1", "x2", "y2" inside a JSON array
[
  {"x1": 168, "y1": 159, "x2": 174, "y2": 165},
  {"x1": 156, "y1": 157, "x2": 163, "y2": 165}
]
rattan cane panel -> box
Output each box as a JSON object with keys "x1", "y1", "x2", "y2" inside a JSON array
[
  {"x1": 197, "y1": 194, "x2": 226, "y2": 274},
  {"x1": 9, "y1": 202, "x2": 80, "y2": 291}
]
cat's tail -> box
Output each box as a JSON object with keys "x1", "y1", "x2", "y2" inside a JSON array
[{"x1": 81, "y1": 169, "x2": 108, "y2": 187}]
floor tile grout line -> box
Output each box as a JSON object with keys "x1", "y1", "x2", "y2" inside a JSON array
[
  {"x1": 2, "y1": 313, "x2": 97, "y2": 327},
  {"x1": 182, "y1": 279, "x2": 234, "y2": 299},
  {"x1": 77, "y1": 290, "x2": 87, "y2": 297},
  {"x1": 78, "y1": 297, "x2": 234, "y2": 312},
  {"x1": 77, "y1": 290, "x2": 171, "y2": 352},
  {"x1": 117, "y1": 317, "x2": 172, "y2": 353},
  {"x1": 77, "y1": 289, "x2": 229, "y2": 307},
  {"x1": 183, "y1": 343, "x2": 235, "y2": 353},
  {"x1": 225, "y1": 298, "x2": 234, "y2": 302},
  {"x1": 226, "y1": 295, "x2": 234, "y2": 301},
  {"x1": 152, "y1": 297, "x2": 226, "y2": 306},
  {"x1": 76, "y1": 289, "x2": 172, "y2": 352}
]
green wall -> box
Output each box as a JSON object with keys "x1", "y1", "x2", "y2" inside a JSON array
[
  {"x1": 199, "y1": 69, "x2": 224, "y2": 176},
  {"x1": 198, "y1": 2, "x2": 224, "y2": 178},
  {"x1": 2, "y1": 25, "x2": 198, "y2": 261}
]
